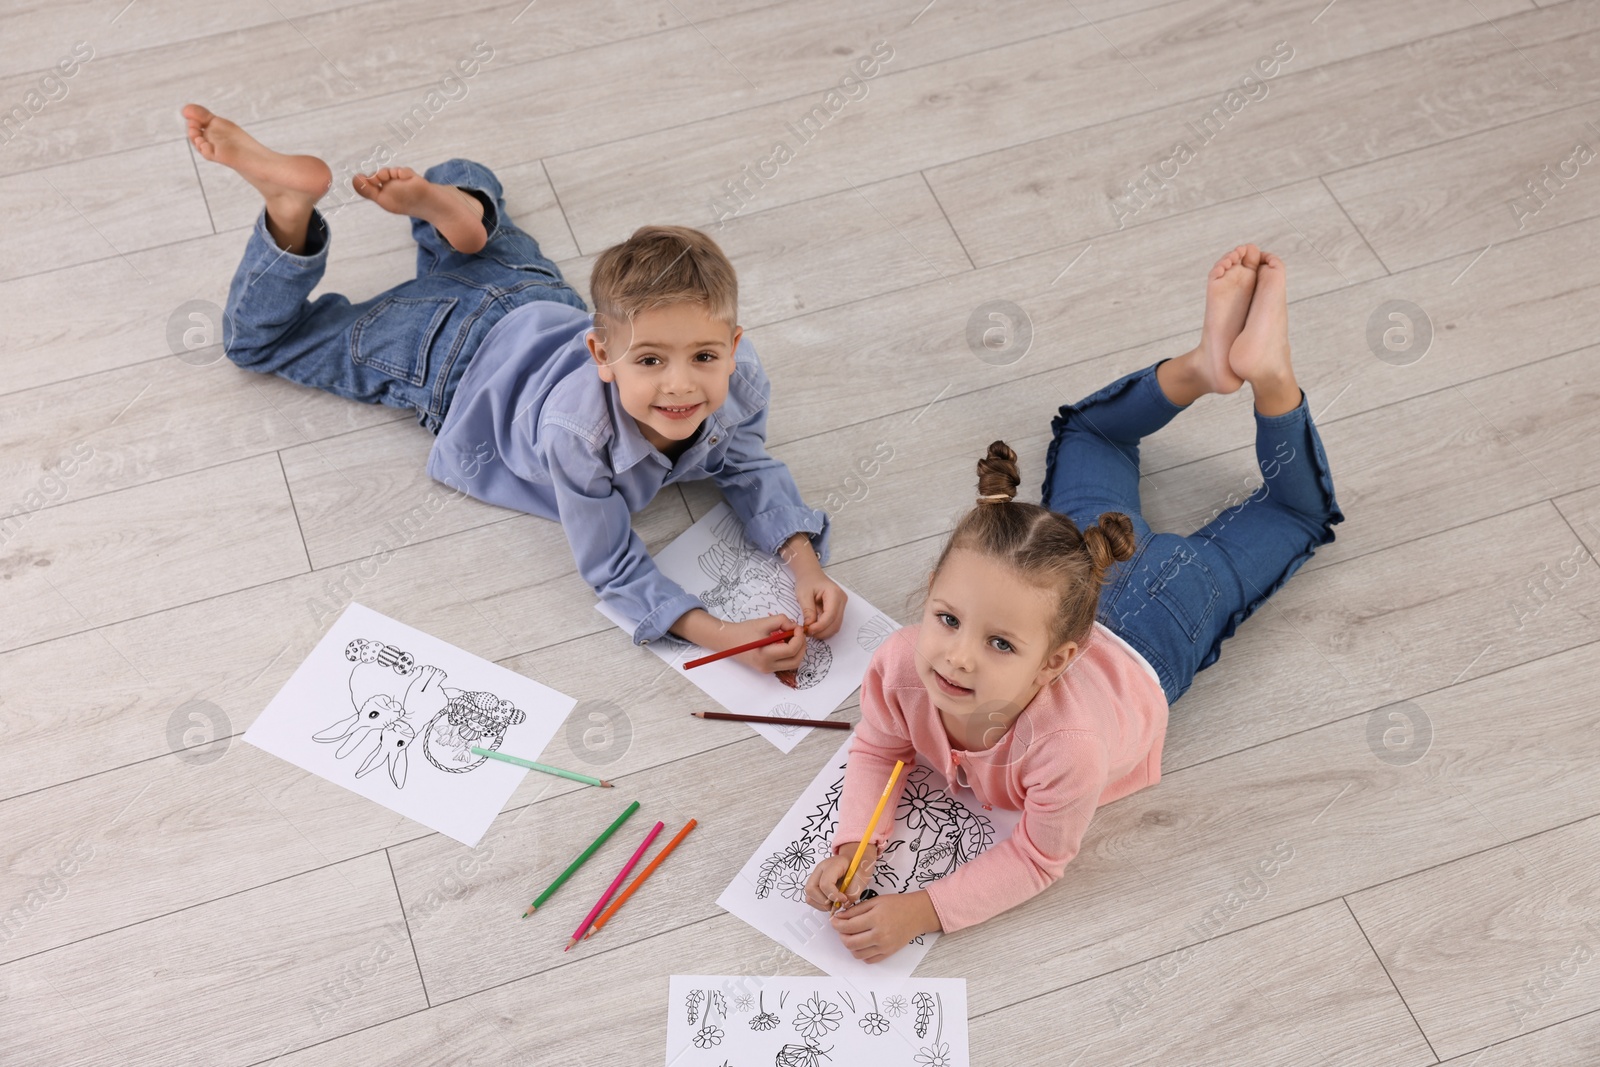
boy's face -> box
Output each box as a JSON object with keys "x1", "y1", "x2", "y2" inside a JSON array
[{"x1": 587, "y1": 302, "x2": 741, "y2": 453}]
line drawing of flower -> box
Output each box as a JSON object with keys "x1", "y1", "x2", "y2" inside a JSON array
[
  {"x1": 859, "y1": 992, "x2": 890, "y2": 1035},
  {"x1": 883, "y1": 994, "x2": 908, "y2": 1018},
  {"x1": 732, "y1": 992, "x2": 753, "y2": 1013},
  {"x1": 777, "y1": 866, "x2": 809, "y2": 902},
  {"x1": 692, "y1": 1023, "x2": 723, "y2": 1049},
  {"x1": 792, "y1": 992, "x2": 843, "y2": 1040},
  {"x1": 914, "y1": 1041, "x2": 951, "y2": 1066}
]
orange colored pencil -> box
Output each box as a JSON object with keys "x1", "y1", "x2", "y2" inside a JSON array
[{"x1": 583, "y1": 818, "x2": 698, "y2": 940}]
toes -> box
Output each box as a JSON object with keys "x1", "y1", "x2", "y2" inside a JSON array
[
  {"x1": 181, "y1": 103, "x2": 213, "y2": 126},
  {"x1": 1241, "y1": 244, "x2": 1262, "y2": 270}
]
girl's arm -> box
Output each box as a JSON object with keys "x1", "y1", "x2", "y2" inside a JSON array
[
  {"x1": 830, "y1": 642, "x2": 917, "y2": 857},
  {"x1": 922, "y1": 729, "x2": 1111, "y2": 933}
]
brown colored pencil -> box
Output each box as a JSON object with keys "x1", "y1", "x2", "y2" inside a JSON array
[
  {"x1": 682, "y1": 624, "x2": 808, "y2": 670},
  {"x1": 584, "y1": 818, "x2": 698, "y2": 940},
  {"x1": 692, "y1": 711, "x2": 851, "y2": 730}
]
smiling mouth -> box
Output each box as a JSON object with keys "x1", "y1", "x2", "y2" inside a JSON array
[
  {"x1": 653, "y1": 402, "x2": 702, "y2": 420},
  {"x1": 932, "y1": 669, "x2": 973, "y2": 696}
]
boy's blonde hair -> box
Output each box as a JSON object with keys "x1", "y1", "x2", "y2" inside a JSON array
[{"x1": 588, "y1": 225, "x2": 738, "y2": 336}]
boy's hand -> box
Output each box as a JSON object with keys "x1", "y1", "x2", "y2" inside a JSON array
[
  {"x1": 780, "y1": 533, "x2": 847, "y2": 640},
  {"x1": 720, "y1": 615, "x2": 808, "y2": 674},
  {"x1": 802, "y1": 844, "x2": 878, "y2": 911},
  {"x1": 830, "y1": 890, "x2": 942, "y2": 964}
]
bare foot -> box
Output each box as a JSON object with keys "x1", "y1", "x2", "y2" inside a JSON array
[
  {"x1": 1197, "y1": 244, "x2": 1259, "y2": 395},
  {"x1": 352, "y1": 167, "x2": 488, "y2": 254},
  {"x1": 182, "y1": 104, "x2": 330, "y2": 206},
  {"x1": 1227, "y1": 251, "x2": 1301, "y2": 416}
]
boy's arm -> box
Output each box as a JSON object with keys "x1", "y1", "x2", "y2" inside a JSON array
[
  {"x1": 711, "y1": 365, "x2": 831, "y2": 564},
  {"x1": 545, "y1": 431, "x2": 704, "y2": 646}
]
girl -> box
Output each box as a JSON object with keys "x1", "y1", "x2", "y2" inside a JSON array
[{"x1": 803, "y1": 246, "x2": 1344, "y2": 961}]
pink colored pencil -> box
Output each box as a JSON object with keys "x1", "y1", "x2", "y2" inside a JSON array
[{"x1": 565, "y1": 820, "x2": 664, "y2": 950}]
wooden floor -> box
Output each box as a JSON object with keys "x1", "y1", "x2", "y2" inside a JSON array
[{"x1": 4, "y1": 0, "x2": 1600, "y2": 1063}]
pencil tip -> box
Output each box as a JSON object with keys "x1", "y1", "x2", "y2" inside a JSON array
[
  {"x1": 522, "y1": 907, "x2": 534, "y2": 917},
  {"x1": 690, "y1": 711, "x2": 704, "y2": 718},
  {"x1": 564, "y1": 939, "x2": 576, "y2": 952}
]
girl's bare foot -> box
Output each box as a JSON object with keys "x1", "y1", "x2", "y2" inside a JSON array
[
  {"x1": 1227, "y1": 251, "x2": 1302, "y2": 417},
  {"x1": 1197, "y1": 244, "x2": 1258, "y2": 395},
  {"x1": 352, "y1": 167, "x2": 488, "y2": 254},
  {"x1": 183, "y1": 103, "x2": 331, "y2": 253}
]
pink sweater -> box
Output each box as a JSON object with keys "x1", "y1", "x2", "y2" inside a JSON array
[{"x1": 831, "y1": 621, "x2": 1169, "y2": 932}]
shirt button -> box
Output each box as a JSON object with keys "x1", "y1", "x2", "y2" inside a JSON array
[
  {"x1": 709, "y1": 436, "x2": 719, "y2": 444},
  {"x1": 641, "y1": 639, "x2": 650, "y2": 645}
]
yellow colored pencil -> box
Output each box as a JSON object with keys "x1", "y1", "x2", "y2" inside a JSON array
[{"x1": 833, "y1": 759, "x2": 904, "y2": 910}]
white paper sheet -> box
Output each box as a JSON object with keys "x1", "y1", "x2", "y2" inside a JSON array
[
  {"x1": 665, "y1": 975, "x2": 969, "y2": 1067},
  {"x1": 718, "y1": 734, "x2": 1021, "y2": 980},
  {"x1": 244, "y1": 602, "x2": 574, "y2": 846},
  {"x1": 595, "y1": 502, "x2": 901, "y2": 752}
]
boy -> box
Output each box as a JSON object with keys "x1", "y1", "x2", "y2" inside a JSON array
[{"x1": 184, "y1": 105, "x2": 845, "y2": 670}]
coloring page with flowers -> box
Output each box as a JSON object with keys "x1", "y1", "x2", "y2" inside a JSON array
[
  {"x1": 665, "y1": 975, "x2": 969, "y2": 1067},
  {"x1": 717, "y1": 734, "x2": 1020, "y2": 979}
]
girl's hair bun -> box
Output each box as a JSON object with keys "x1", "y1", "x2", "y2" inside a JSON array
[
  {"x1": 976, "y1": 440, "x2": 1020, "y2": 504},
  {"x1": 1083, "y1": 512, "x2": 1137, "y2": 574}
]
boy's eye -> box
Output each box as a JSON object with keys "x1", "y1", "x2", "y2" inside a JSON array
[
  {"x1": 694, "y1": 351, "x2": 718, "y2": 362},
  {"x1": 638, "y1": 355, "x2": 661, "y2": 366}
]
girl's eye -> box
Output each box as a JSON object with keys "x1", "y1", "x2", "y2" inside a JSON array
[
  {"x1": 936, "y1": 612, "x2": 957, "y2": 629},
  {"x1": 990, "y1": 637, "x2": 1015, "y2": 653}
]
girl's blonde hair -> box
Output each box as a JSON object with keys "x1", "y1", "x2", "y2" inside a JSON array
[{"x1": 928, "y1": 440, "x2": 1138, "y2": 651}]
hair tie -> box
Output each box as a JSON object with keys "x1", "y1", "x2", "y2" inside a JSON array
[{"x1": 976, "y1": 493, "x2": 1012, "y2": 503}]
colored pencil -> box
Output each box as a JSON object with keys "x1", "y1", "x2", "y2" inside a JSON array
[
  {"x1": 691, "y1": 711, "x2": 851, "y2": 730},
  {"x1": 585, "y1": 818, "x2": 698, "y2": 940},
  {"x1": 683, "y1": 624, "x2": 807, "y2": 670},
  {"x1": 471, "y1": 746, "x2": 612, "y2": 788},
  {"x1": 833, "y1": 760, "x2": 905, "y2": 911},
  {"x1": 523, "y1": 800, "x2": 639, "y2": 918},
  {"x1": 566, "y1": 820, "x2": 664, "y2": 950}
]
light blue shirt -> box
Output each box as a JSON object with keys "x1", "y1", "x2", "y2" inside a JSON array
[{"x1": 427, "y1": 300, "x2": 830, "y2": 645}]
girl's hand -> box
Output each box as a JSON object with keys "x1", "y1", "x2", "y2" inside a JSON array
[
  {"x1": 802, "y1": 844, "x2": 878, "y2": 911},
  {"x1": 830, "y1": 890, "x2": 942, "y2": 963}
]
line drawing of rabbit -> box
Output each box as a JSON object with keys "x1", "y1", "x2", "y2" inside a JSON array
[
  {"x1": 312, "y1": 643, "x2": 520, "y2": 788},
  {"x1": 695, "y1": 511, "x2": 832, "y2": 690},
  {"x1": 355, "y1": 719, "x2": 414, "y2": 789}
]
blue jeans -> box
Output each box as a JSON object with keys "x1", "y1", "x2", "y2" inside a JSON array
[
  {"x1": 221, "y1": 159, "x2": 588, "y2": 433},
  {"x1": 1042, "y1": 360, "x2": 1345, "y2": 705}
]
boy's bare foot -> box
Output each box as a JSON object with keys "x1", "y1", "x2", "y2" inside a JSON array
[
  {"x1": 1197, "y1": 244, "x2": 1258, "y2": 395},
  {"x1": 183, "y1": 104, "x2": 331, "y2": 253},
  {"x1": 1227, "y1": 251, "x2": 1302, "y2": 417},
  {"x1": 352, "y1": 167, "x2": 488, "y2": 254}
]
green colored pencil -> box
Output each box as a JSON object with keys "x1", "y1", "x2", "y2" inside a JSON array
[
  {"x1": 523, "y1": 800, "x2": 640, "y2": 918},
  {"x1": 471, "y1": 746, "x2": 612, "y2": 788}
]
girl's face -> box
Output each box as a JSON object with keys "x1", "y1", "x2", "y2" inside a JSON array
[{"x1": 915, "y1": 547, "x2": 1078, "y2": 743}]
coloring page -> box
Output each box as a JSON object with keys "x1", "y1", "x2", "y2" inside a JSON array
[
  {"x1": 665, "y1": 975, "x2": 969, "y2": 1067},
  {"x1": 718, "y1": 734, "x2": 1021, "y2": 979},
  {"x1": 244, "y1": 602, "x2": 574, "y2": 846},
  {"x1": 595, "y1": 502, "x2": 901, "y2": 752}
]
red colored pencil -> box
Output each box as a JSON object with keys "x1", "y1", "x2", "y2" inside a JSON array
[
  {"x1": 683, "y1": 624, "x2": 808, "y2": 670},
  {"x1": 566, "y1": 820, "x2": 664, "y2": 951},
  {"x1": 691, "y1": 711, "x2": 851, "y2": 730}
]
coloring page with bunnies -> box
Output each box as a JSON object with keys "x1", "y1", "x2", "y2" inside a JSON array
[
  {"x1": 718, "y1": 734, "x2": 1022, "y2": 980},
  {"x1": 664, "y1": 976, "x2": 969, "y2": 1067},
  {"x1": 596, "y1": 502, "x2": 900, "y2": 752},
  {"x1": 244, "y1": 602, "x2": 574, "y2": 846}
]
